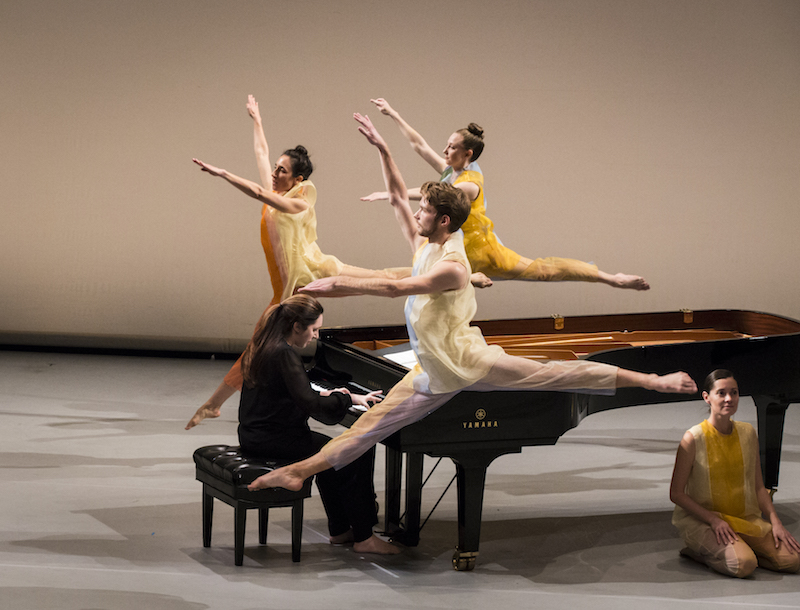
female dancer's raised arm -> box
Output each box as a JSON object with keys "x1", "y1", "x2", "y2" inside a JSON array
[
  {"x1": 361, "y1": 98, "x2": 447, "y2": 202},
  {"x1": 246, "y1": 94, "x2": 272, "y2": 188},
  {"x1": 370, "y1": 98, "x2": 447, "y2": 174}
]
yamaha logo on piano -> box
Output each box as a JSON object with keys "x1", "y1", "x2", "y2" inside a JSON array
[{"x1": 463, "y1": 408, "x2": 498, "y2": 429}]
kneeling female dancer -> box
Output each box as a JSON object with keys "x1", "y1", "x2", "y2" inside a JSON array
[
  {"x1": 238, "y1": 294, "x2": 399, "y2": 554},
  {"x1": 363, "y1": 98, "x2": 649, "y2": 290},
  {"x1": 670, "y1": 369, "x2": 800, "y2": 577}
]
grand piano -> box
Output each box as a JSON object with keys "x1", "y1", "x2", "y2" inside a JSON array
[{"x1": 306, "y1": 309, "x2": 800, "y2": 570}]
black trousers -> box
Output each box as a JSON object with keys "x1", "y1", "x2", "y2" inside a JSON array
[
  {"x1": 242, "y1": 431, "x2": 378, "y2": 542},
  {"x1": 311, "y1": 432, "x2": 378, "y2": 542}
]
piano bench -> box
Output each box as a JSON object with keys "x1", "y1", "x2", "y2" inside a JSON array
[{"x1": 193, "y1": 445, "x2": 312, "y2": 565}]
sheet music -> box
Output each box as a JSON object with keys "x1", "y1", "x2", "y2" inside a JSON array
[{"x1": 382, "y1": 349, "x2": 416, "y2": 369}]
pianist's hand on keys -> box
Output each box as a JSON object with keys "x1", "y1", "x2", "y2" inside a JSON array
[{"x1": 310, "y1": 381, "x2": 383, "y2": 412}]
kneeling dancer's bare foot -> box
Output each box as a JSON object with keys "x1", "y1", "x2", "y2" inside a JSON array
[{"x1": 679, "y1": 547, "x2": 705, "y2": 564}]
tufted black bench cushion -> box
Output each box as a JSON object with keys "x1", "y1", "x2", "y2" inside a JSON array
[{"x1": 193, "y1": 444, "x2": 312, "y2": 565}]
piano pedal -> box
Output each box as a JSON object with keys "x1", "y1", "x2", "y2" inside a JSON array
[
  {"x1": 452, "y1": 549, "x2": 478, "y2": 571},
  {"x1": 385, "y1": 528, "x2": 420, "y2": 547}
]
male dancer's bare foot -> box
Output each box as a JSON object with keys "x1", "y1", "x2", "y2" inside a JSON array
[
  {"x1": 353, "y1": 534, "x2": 402, "y2": 555},
  {"x1": 649, "y1": 372, "x2": 697, "y2": 394},
  {"x1": 600, "y1": 272, "x2": 650, "y2": 291},
  {"x1": 185, "y1": 403, "x2": 221, "y2": 430},
  {"x1": 330, "y1": 529, "x2": 355, "y2": 545},
  {"x1": 247, "y1": 466, "x2": 305, "y2": 491}
]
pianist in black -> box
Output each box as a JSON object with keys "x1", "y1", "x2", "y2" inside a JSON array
[
  {"x1": 246, "y1": 112, "x2": 698, "y2": 493},
  {"x1": 238, "y1": 293, "x2": 400, "y2": 554}
]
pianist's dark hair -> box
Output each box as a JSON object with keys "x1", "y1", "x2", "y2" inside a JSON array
[
  {"x1": 456, "y1": 123, "x2": 485, "y2": 162},
  {"x1": 702, "y1": 369, "x2": 736, "y2": 394},
  {"x1": 420, "y1": 181, "x2": 471, "y2": 232},
  {"x1": 241, "y1": 294, "x2": 323, "y2": 388},
  {"x1": 282, "y1": 145, "x2": 314, "y2": 180}
]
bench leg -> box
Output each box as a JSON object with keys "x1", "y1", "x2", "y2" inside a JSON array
[
  {"x1": 291, "y1": 499, "x2": 304, "y2": 562},
  {"x1": 202, "y1": 486, "x2": 213, "y2": 548},
  {"x1": 259, "y1": 508, "x2": 269, "y2": 545},
  {"x1": 234, "y1": 504, "x2": 247, "y2": 566}
]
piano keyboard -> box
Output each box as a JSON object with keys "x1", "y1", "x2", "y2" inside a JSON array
[{"x1": 309, "y1": 380, "x2": 374, "y2": 413}]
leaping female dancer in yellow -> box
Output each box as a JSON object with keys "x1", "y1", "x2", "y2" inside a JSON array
[
  {"x1": 186, "y1": 96, "x2": 406, "y2": 429},
  {"x1": 362, "y1": 98, "x2": 649, "y2": 290}
]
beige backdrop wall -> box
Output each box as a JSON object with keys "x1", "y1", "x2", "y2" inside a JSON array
[{"x1": 2, "y1": 0, "x2": 799, "y2": 351}]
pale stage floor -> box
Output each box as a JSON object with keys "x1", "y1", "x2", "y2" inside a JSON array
[{"x1": 1, "y1": 350, "x2": 798, "y2": 610}]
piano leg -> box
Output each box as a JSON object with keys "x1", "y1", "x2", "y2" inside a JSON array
[
  {"x1": 452, "y1": 449, "x2": 513, "y2": 571},
  {"x1": 753, "y1": 395, "x2": 790, "y2": 492},
  {"x1": 384, "y1": 447, "x2": 403, "y2": 536},
  {"x1": 384, "y1": 451, "x2": 423, "y2": 547},
  {"x1": 385, "y1": 446, "x2": 520, "y2": 566},
  {"x1": 403, "y1": 452, "x2": 423, "y2": 546}
]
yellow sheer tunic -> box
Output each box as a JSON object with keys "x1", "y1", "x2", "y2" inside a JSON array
[
  {"x1": 405, "y1": 235, "x2": 504, "y2": 394},
  {"x1": 451, "y1": 167, "x2": 521, "y2": 277},
  {"x1": 444, "y1": 163, "x2": 598, "y2": 282},
  {"x1": 673, "y1": 420, "x2": 771, "y2": 541},
  {"x1": 260, "y1": 180, "x2": 344, "y2": 304}
]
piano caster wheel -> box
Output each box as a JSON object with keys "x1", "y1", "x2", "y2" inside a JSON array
[{"x1": 452, "y1": 549, "x2": 478, "y2": 571}]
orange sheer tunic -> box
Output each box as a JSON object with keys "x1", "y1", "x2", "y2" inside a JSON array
[{"x1": 224, "y1": 181, "x2": 344, "y2": 390}]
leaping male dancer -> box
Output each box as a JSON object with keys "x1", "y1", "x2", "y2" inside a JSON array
[{"x1": 248, "y1": 113, "x2": 696, "y2": 492}]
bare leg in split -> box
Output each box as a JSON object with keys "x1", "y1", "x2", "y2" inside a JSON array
[{"x1": 248, "y1": 365, "x2": 695, "y2": 491}]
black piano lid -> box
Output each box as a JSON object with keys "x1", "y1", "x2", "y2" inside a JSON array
[
  {"x1": 318, "y1": 308, "x2": 800, "y2": 412},
  {"x1": 321, "y1": 309, "x2": 800, "y2": 342}
]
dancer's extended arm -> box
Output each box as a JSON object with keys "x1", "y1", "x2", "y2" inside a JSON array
[
  {"x1": 300, "y1": 258, "x2": 467, "y2": 299},
  {"x1": 354, "y1": 112, "x2": 423, "y2": 253},
  {"x1": 192, "y1": 159, "x2": 309, "y2": 214},
  {"x1": 362, "y1": 187, "x2": 422, "y2": 202},
  {"x1": 370, "y1": 98, "x2": 447, "y2": 174},
  {"x1": 246, "y1": 94, "x2": 272, "y2": 188},
  {"x1": 365, "y1": 98, "x2": 479, "y2": 202}
]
